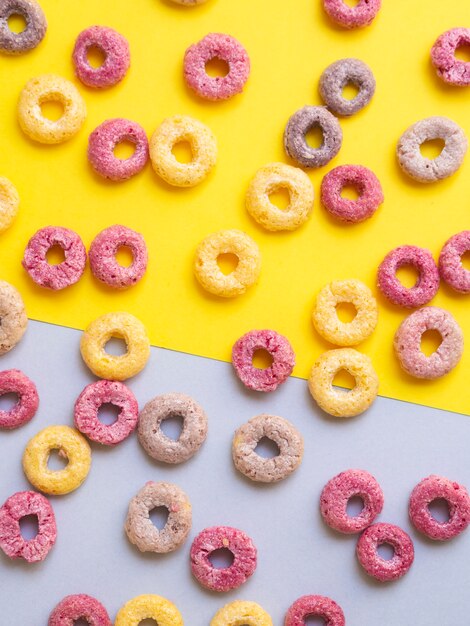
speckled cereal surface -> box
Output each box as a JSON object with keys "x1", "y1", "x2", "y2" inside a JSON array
[
  {"x1": 125, "y1": 481, "x2": 192, "y2": 553},
  {"x1": 18, "y1": 74, "x2": 86, "y2": 144},
  {"x1": 0, "y1": 280, "x2": 27, "y2": 355},
  {"x1": 0, "y1": 490, "x2": 56, "y2": 563},
  {"x1": 323, "y1": 0, "x2": 381, "y2": 28},
  {"x1": 138, "y1": 392, "x2": 208, "y2": 464},
  {"x1": 150, "y1": 115, "x2": 217, "y2": 187},
  {"x1": 377, "y1": 245, "x2": 440, "y2": 308},
  {"x1": 48, "y1": 594, "x2": 112, "y2": 626},
  {"x1": 356, "y1": 522, "x2": 414, "y2": 582},
  {"x1": 312, "y1": 279, "x2": 378, "y2": 346},
  {"x1": 439, "y1": 231, "x2": 470, "y2": 293},
  {"x1": 397, "y1": 116, "x2": 467, "y2": 182},
  {"x1": 394, "y1": 306, "x2": 464, "y2": 379},
  {"x1": 246, "y1": 163, "x2": 314, "y2": 231},
  {"x1": 74, "y1": 379, "x2": 139, "y2": 445},
  {"x1": 184, "y1": 32, "x2": 250, "y2": 100},
  {"x1": 22, "y1": 425, "x2": 91, "y2": 495},
  {"x1": 211, "y1": 601, "x2": 273, "y2": 626},
  {"x1": 321, "y1": 165, "x2": 383, "y2": 223},
  {"x1": 232, "y1": 414, "x2": 303, "y2": 483},
  {"x1": 80, "y1": 311, "x2": 150, "y2": 380},
  {"x1": 194, "y1": 229, "x2": 261, "y2": 297},
  {"x1": 115, "y1": 595, "x2": 183, "y2": 626},
  {"x1": 0, "y1": 369, "x2": 39, "y2": 429},
  {"x1": 431, "y1": 28, "x2": 470, "y2": 86},
  {"x1": 0, "y1": 176, "x2": 19, "y2": 232},
  {"x1": 0, "y1": 0, "x2": 47, "y2": 54},
  {"x1": 190, "y1": 526, "x2": 257, "y2": 592},
  {"x1": 232, "y1": 329, "x2": 295, "y2": 392},
  {"x1": 320, "y1": 469, "x2": 384, "y2": 534},
  {"x1": 284, "y1": 595, "x2": 345, "y2": 626},
  {"x1": 308, "y1": 348, "x2": 379, "y2": 417},
  {"x1": 22, "y1": 226, "x2": 87, "y2": 290},
  {"x1": 319, "y1": 58, "x2": 376, "y2": 117}
]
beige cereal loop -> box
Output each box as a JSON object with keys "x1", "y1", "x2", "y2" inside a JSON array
[
  {"x1": 18, "y1": 74, "x2": 86, "y2": 144},
  {"x1": 80, "y1": 312, "x2": 150, "y2": 381},
  {"x1": 22, "y1": 425, "x2": 91, "y2": 495},
  {"x1": 211, "y1": 601, "x2": 273, "y2": 626},
  {"x1": 308, "y1": 348, "x2": 379, "y2": 418},
  {"x1": 194, "y1": 229, "x2": 261, "y2": 297},
  {"x1": 246, "y1": 162, "x2": 314, "y2": 231},
  {"x1": 150, "y1": 115, "x2": 217, "y2": 187},
  {"x1": 0, "y1": 280, "x2": 27, "y2": 355},
  {"x1": 312, "y1": 279, "x2": 378, "y2": 346},
  {"x1": 0, "y1": 177, "x2": 19, "y2": 233},
  {"x1": 115, "y1": 594, "x2": 183, "y2": 626}
]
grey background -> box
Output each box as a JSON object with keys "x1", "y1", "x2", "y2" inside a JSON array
[{"x1": 0, "y1": 320, "x2": 469, "y2": 624}]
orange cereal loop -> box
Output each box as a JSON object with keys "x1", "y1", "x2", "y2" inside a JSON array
[
  {"x1": 114, "y1": 595, "x2": 183, "y2": 626},
  {"x1": 0, "y1": 177, "x2": 19, "y2": 233}
]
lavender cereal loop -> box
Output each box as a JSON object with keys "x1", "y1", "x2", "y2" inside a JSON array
[
  {"x1": 319, "y1": 58, "x2": 376, "y2": 117},
  {"x1": 0, "y1": 369, "x2": 39, "y2": 430},
  {"x1": 0, "y1": 0, "x2": 47, "y2": 54},
  {"x1": 431, "y1": 28, "x2": 470, "y2": 87},
  {"x1": 438, "y1": 231, "x2": 470, "y2": 293}
]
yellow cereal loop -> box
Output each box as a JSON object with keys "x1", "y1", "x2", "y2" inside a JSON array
[
  {"x1": 18, "y1": 74, "x2": 86, "y2": 144},
  {"x1": 308, "y1": 348, "x2": 379, "y2": 418},
  {"x1": 150, "y1": 115, "x2": 217, "y2": 187},
  {"x1": 80, "y1": 312, "x2": 150, "y2": 381},
  {"x1": 211, "y1": 601, "x2": 273, "y2": 626},
  {"x1": 0, "y1": 177, "x2": 19, "y2": 233},
  {"x1": 194, "y1": 229, "x2": 261, "y2": 297},
  {"x1": 22, "y1": 425, "x2": 91, "y2": 495},
  {"x1": 115, "y1": 594, "x2": 184, "y2": 626},
  {"x1": 312, "y1": 279, "x2": 378, "y2": 346},
  {"x1": 246, "y1": 163, "x2": 314, "y2": 231}
]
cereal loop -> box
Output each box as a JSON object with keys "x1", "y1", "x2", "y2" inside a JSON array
[
  {"x1": 194, "y1": 229, "x2": 261, "y2": 297},
  {"x1": 0, "y1": 369, "x2": 39, "y2": 430},
  {"x1": 22, "y1": 425, "x2": 91, "y2": 495},
  {"x1": 150, "y1": 115, "x2": 217, "y2": 187},
  {"x1": 439, "y1": 231, "x2": 470, "y2": 293},
  {"x1": 319, "y1": 58, "x2": 376, "y2": 117},
  {"x1": 0, "y1": 0, "x2": 47, "y2": 54},
  {"x1": 18, "y1": 74, "x2": 86, "y2": 144},
  {"x1": 308, "y1": 348, "x2": 379, "y2": 418},
  {"x1": 246, "y1": 163, "x2": 314, "y2": 231},
  {"x1": 321, "y1": 165, "x2": 383, "y2": 223},
  {"x1": 312, "y1": 279, "x2": 378, "y2": 346},
  {"x1": 80, "y1": 312, "x2": 150, "y2": 381},
  {"x1": 285, "y1": 595, "x2": 345, "y2": 626},
  {"x1": 0, "y1": 280, "x2": 28, "y2": 355},
  {"x1": 211, "y1": 601, "x2": 273, "y2": 626},
  {"x1": 356, "y1": 522, "x2": 414, "y2": 582},
  {"x1": 431, "y1": 28, "x2": 470, "y2": 87},
  {"x1": 0, "y1": 176, "x2": 20, "y2": 232},
  {"x1": 323, "y1": 0, "x2": 381, "y2": 28},
  {"x1": 114, "y1": 595, "x2": 183, "y2": 626},
  {"x1": 48, "y1": 594, "x2": 112, "y2": 626}
]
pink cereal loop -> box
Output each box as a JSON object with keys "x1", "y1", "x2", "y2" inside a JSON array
[
  {"x1": 321, "y1": 165, "x2": 383, "y2": 223},
  {"x1": 431, "y1": 28, "x2": 470, "y2": 86},
  {"x1": 48, "y1": 594, "x2": 112, "y2": 626},
  {"x1": 285, "y1": 595, "x2": 345, "y2": 626},
  {"x1": 323, "y1": 0, "x2": 381, "y2": 29},
  {"x1": 439, "y1": 231, "x2": 470, "y2": 293},
  {"x1": 0, "y1": 369, "x2": 39, "y2": 429},
  {"x1": 356, "y1": 522, "x2": 414, "y2": 582}
]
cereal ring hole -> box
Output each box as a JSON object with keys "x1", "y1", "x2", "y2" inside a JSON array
[
  {"x1": 139, "y1": 620, "x2": 158, "y2": 626},
  {"x1": 45, "y1": 244, "x2": 66, "y2": 265},
  {"x1": 420, "y1": 329, "x2": 442, "y2": 357},
  {"x1": 335, "y1": 301, "x2": 358, "y2": 323},
  {"x1": 346, "y1": 495, "x2": 365, "y2": 517},
  {"x1": 171, "y1": 140, "x2": 194, "y2": 164},
  {"x1": 254, "y1": 436, "x2": 280, "y2": 459},
  {"x1": 342, "y1": 82, "x2": 360, "y2": 101},
  {"x1": 395, "y1": 263, "x2": 420, "y2": 289},
  {"x1": 7, "y1": 13, "x2": 27, "y2": 33},
  {"x1": 332, "y1": 368, "x2": 356, "y2": 391},
  {"x1": 39, "y1": 99, "x2": 65, "y2": 122},
  {"x1": 104, "y1": 336, "x2": 128, "y2": 356},
  {"x1": 340, "y1": 183, "x2": 360, "y2": 201},
  {"x1": 86, "y1": 44, "x2": 107, "y2": 69},
  {"x1": 305, "y1": 125, "x2": 324, "y2": 149},
  {"x1": 342, "y1": 0, "x2": 361, "y2": 6},
  {"x1": 217, "y1": 252, "x2": 239, "y2": 275},
  {"x1": 377, "y1": 542, "x2": 395, "y2": 561},
  {"x1": 428, "y1": 498, "x2": 451, "y2": 523},
  {"x1": 460, "y1": 250, "x2": 470, "y2": 270},
  {"x1": 149, "y1": 505, "x2": 170, "y2": 530},
  {"x1": 419, "y1": 138, "x2": 445, "y2": 160},
  {"x1": 304, "y1": 616, "x2": 327, "y2": 626},
  {"x1": 19, "y1": 514, "x2": 39, "y2": 540},
  {"x1": 205, "y1": 57, "x2": 230, "y2": 78},
  {"x1": 252, "y1": 348, "x2": 274, "y2": 370},
  {"x1": 268, "y1": 186, "x2": 291, "y2": 211},
  {"x1": 74, "y1": 620, "x2": 91, "y2": 626},
  {"x1": 97, "y1": 402, "x2": 121, "y2": 425},
  {"x1": 455, "y1": 44, "x2": 470, "y2": 62},
  {"x1": 209, "y1": 547, "x2": 235, "y2": 569},
  {"x1": 160, "y1": 413, "x2": 184, "y2": 441},
  {"x1": 114, "y1": 140, "x2": 137, "y2": 161},
  {"x1": 47, "y1": 448, "x2": 69, "y2": 471},
  {"x1": 0, "y1": 391, "x2": 19, "y2": 412},
  {"x1": 115, "y1": 245, "x2": 134, "y2": 268}
]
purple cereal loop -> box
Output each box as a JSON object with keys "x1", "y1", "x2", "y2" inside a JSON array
[
  {"x1": 231, "y1": 329, "x2": 295, "y2": 392},
  {"x1": 323, "y1": 0, "x2": 381, "y2": 28},
  {"x1": 377, "y1": 245, "x2": 439, "y2": 308},
  {"x1": 88, "y1": 224, "x2": 148, "y2": 288},
  {"x1": 72, "y1": 25, "x2": 130, "y2": 89},
  {"x1": 394, "y1": 306, "x2": 463, "y2": 379},
  {"x1": 356, "y1": 522, "x2": 414, "y2": 582},
  {"x1": 0, "y1": 490, "x2": 56, "y2": 563},
  {"x1": 0, "y1": 0, "x2": 47, "y2": 54},
  {"x1": 409, "y1": 475, "x2": 470, "y2": 541},
  {"x1": 190, "y1": 526, "x2": 257, "y2": 592},
  {"x1": 438, "y1": 231, "x2": 470, "y2": 293},
  {"x1": 431, "y1": 28, "x2": 470, "y2": 87},
  {"x1": 48, "y1": 594, "x2": 112, "y2": 626},
  {"x1": 22, "y1": 226, "x2": 86, "y2": 290},
  {"x1": 321, "y1": 165, "x2": 383, "y2": 223},
  {"x1": 74, "y1": 379, "x2": 139, "y2": 446},
  {"x1": 183, "y1": 32, "x2": 250, "y2": 101},
  {"x1": 88, "y1": 118, "x2": 149, "y2": 181},
  {"x1": 319, "y1": 58, "x2": 376, "y2": 117},
  {"x1": 0, "y1": 369, "x2": 39, "y2": 429},
  {"x1": 320, "y1": 469, "x2": 384, "y2": 534},
  {"x1": 285, "y1": 595, "x2": 345, "y2": 626}
]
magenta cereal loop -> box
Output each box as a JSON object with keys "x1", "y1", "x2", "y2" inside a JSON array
[
  {"x1": 431, "y1": 28, "x2": 470, "y2": 87},
  {"x1": 323, "y1": 0, "x2": 381, "y2": 29},
  {"x1": 438, "y1": 231, "x2": 470, "y2": 293},
  {"x1": 0, "y1": 369, "x2": 38, "y2": 430},
  {"x1": 319, "y1": 59, "x2": 376, "y2": 117},
  {"x1": 285, "y1": 595, "x2": 345, "y2": 626},
  {"x1": 48, "y1": 594, "x2": 112, "y2": 626},
  {"x1": 0, "y1": 0, "x2": 47, "y2": 54},
  {"x1": 321, "y1": 165, "x2": 383, "y2": 223},
  {"x1": 356, "y1": 522, "x2": 414, "y2": 582}
]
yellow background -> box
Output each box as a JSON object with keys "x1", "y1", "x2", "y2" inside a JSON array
[{"x1": 0, "y1": 0, "x2": 469, "y2": 414}]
